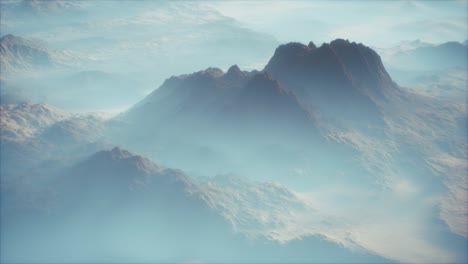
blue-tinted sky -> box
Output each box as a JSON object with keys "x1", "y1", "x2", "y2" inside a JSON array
[{"x1": 209, "y1": 0, "x2": 468, "y2": 47}]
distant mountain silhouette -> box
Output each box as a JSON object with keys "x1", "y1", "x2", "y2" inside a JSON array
[
  {"x1": 0, "y1": 34, "x2": 79, "y2": 77},
  {"x1": 1, "y1": 34, "x2": 54, "y2": 75},
  {"x1": 5, "y1": 0, "x2": 85, "y2": 18},
  {"x1": 388, "y1": 41, "x2": 467, "y2": 71}
]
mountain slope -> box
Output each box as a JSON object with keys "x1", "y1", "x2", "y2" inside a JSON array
[
  {"x1": 0, "y1": 102, "x2": 106, "y2": 174},
  {"x1": 0, "y1": 102, "x2": 69, "y2": 143},
  {"x1": 1, "y1": 147, "x2": 391, "y2": 263},
  {"x1": 111, "y1": 66, "x2": 337, "y2": 180},
  {"x1": 1, "y1": 146, "x2": 232, "y2": 262},
  {"x1": 123, "y1": 66, "x2": 317, "y2": 135}
]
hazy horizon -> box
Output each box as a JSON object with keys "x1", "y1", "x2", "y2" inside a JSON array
[{"x1": 1, "y1": 1, "x2": 467, "y2": 263}]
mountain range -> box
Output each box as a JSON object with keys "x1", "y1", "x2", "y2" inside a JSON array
[
  {"x1": 1, "y1": 37, "x2": 467, "y2": 263},
  {"x1": 106, "y1": 39, "x2": 411, "y2": 186},
  {"x1": 379, "y1": 40, "x2": 468, "y2": 88}
]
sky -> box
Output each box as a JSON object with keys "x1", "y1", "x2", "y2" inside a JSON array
[{"x1": 208, "y1": 0, "x2": 468, "y2": 47}]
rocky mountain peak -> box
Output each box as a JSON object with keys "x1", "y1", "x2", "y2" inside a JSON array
[
  {"x1": 264, "y1": 38, "x2": 394, "y2": 96},
  {"x1": 224, "y1": 64, "x2": 244, "y2": 81},
  {"x1": 308, "y1": 41, "x2": 317, "y2": 49}
]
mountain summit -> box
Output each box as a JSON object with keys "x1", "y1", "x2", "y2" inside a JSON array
[
  {"x1": 264, "y1": 39, "x2": 397, "y2": 124},
  {"x1": 265, "y1": 38, "x2": 394, "y2": 93}
]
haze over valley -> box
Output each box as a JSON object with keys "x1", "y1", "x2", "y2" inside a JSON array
[{"x1": 1, "y1": 1, "x2": 467, "y2": 263}]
